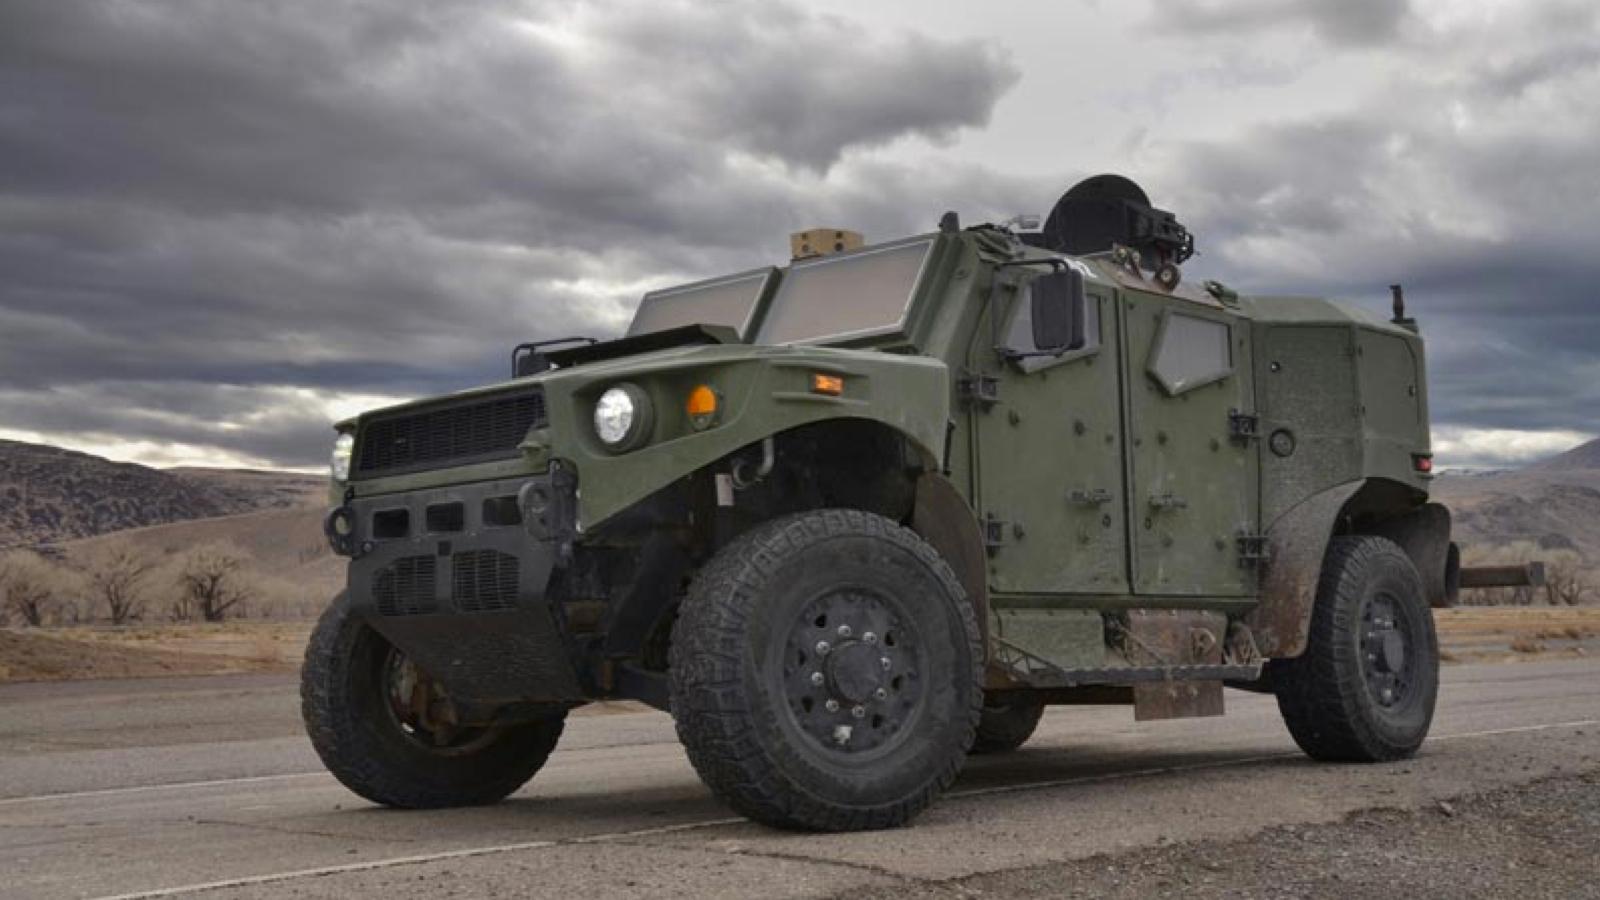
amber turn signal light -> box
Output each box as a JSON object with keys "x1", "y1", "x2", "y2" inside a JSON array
[
  {"x1": 687, "y1": 384, "x2": 719, "y2": 430},
  {"x1": 811, "y1": 374, "x2": 844, "y2": 396}
]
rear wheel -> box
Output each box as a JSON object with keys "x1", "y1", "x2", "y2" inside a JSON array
[
  {"x1": 972, "y1": 697, "x2": 1046, "y2": 754},
  {"x1": 301, "y1": 592, "x2": 566, "y2": 808},
  {"x1": 670, "y1": 509, "x2": 983, "y2": 831},
  {"x1": 1271, "y1": 536, "x2": 1439, "y2": 762}
]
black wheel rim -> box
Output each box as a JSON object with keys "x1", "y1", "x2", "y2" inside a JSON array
[
  {"x1": 380, "y1": 648, "x2": 499, "y2": 755},
  {"x1": 1359, "y1": 590, "x2": 1420, "y2": 711},
  {"x1": 773, "y1": 586, "x2": 927, "y2": 756}
]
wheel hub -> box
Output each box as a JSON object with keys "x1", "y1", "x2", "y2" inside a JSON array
[
  {"x1": 777, "y1": 588, "x2": 924, "y2": 754},
  {"x1": 1361, "y1": 593, "x2": 1417, "y2": 710},
  {"x1": 381, "y1": 648, "x2": 497, "y2": 753},
  {"x1": 1377, "y1": 630, "x2": 1406, "y2": 673},
  {"x1": 825, "y1": 641, "x2": 885, "y2": 703}
]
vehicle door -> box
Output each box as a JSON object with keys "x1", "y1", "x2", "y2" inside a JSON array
[
  {"x1": 972, "y1": 271, "x2": 1129, "y2": 596},
  {"x1": 1120, "y1": 288, "x2": 1259, "y2": 596}
]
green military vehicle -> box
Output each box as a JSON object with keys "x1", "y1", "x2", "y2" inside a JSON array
[{"x1": 304, "y1": 175, "x2": 1464, "y2": 831}]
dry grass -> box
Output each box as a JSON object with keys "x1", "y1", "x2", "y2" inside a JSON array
[
  {"x1": 1434, "y1": 607, "x2": 1600, "y2": 662},
  {"x1": 0, "y1": 622, "x2": 309, "y2": 682}
]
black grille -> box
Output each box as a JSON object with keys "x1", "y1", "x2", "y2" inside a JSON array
[
  {"x1": 355, "y1": 390, "x2": 545, "y2": 478},
  {"x1": 373, "y1": 556, "x2": 438, "y2": 616},
  {"x1": 452, "y1": 550, "x2": 520, "y2": 612}
]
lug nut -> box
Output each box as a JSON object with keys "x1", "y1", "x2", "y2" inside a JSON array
[
  {"x1": 880, "y1": 657, "x2": 892, "y2": 671},
  {"x1": 874, "y1": 687, "x2": 888, "y2": 700},
  {"x1": 825, "y1": 699, "x2": 840, "y2": 712},
  {"x1": 810, "y1": 672, "x2": 825, "y2": 686},
  {"x1": 816, "y1": 641, "x2": 831, "y2": 655},
  {"x1": 837, "y1": 624, "x2": 852, "y2": 638},
  {"x1": 851, "y1": 705, "x2": 866, "y2": 719},
  {"x1": 862, "y1": 632, "x2": 877, "y2": 644}
]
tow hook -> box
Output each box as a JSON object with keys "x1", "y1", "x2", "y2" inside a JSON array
[{"x1": 324, "y1": 505, "x2": 361, "y2": 558}]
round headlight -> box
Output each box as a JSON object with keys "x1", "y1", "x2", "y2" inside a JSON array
[
  {"x1": 593, "y1": 383, "x2": 652, "y2": 451},
  {"x1": 330, "y1": 432, "x2": 355, "y2": 481}
]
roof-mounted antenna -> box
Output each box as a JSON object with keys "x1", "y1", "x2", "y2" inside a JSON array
[{"x1": 1390, "y1": 284, "x2": 1417, "y2": 332}]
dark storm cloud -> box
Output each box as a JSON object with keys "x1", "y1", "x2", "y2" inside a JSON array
[
  {"x1": 1149, "y1": 0, "x2": 1410, "y2": 45},
  {"x1": 0, "y1": 0, "x2": 1019, "y2": 466},
  {"x1": 1156, "y1": 22, "x2": 1600, "y2": 451}
]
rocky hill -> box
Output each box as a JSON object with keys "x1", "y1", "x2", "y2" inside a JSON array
[
  {"x1": 1528, "y1": 436, "x2": 1600, "y2": 472},
  {"x1": 1432, "y1": 438, "x2": 1600, "y2": 575},
  {"x1": 0, "y1": 440, "x2": 322, "y2": 549}
]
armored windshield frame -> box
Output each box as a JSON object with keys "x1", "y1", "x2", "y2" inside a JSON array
[
  {"x1": 755, "y1": 235, "x2": 940, "y2": 347},
  {"x1": 627, "y1": 266, "x2": 778, "y2": 341}
]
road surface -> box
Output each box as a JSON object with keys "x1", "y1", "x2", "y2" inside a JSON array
[{"x1": 2, "y1": 659, "x2": 1597, "y2": 899}]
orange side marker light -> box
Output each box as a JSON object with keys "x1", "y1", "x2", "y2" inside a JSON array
[{"x1": 811, "y1": 374, "x2": 844, "y2": 396}]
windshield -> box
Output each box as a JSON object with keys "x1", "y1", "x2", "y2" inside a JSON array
[
  {"x1": 626, "y1": 267, "x2": 775, "y2": 339},
  {"x1": 755, "y1": 236, "x2": 935, "y2": 345}
]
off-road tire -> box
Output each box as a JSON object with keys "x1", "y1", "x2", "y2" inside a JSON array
[
  {"x1": 972, "y1": 698, "x2": 1046, "y2": 754},
  {"x1": 301, "y1": 591, "x2": 566, "y2": 808},
  {"x1": 669, "y1": 509, "x2": 983, "y2": 831},
  {"x1": 1271, "y1": 536, "x2": 1439, "y2": 762}
]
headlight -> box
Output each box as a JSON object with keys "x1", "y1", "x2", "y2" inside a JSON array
[
  {"x1": 330, "y1": 432, "x2": 354, "y2": 481},
  {"x1": 593, "y1": 383, "x2": 652, "y2": 451}
]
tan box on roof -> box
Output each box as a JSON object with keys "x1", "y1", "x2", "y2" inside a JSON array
[{"x1": 790, "y1": 228, "x2": 863, "y2": 260}]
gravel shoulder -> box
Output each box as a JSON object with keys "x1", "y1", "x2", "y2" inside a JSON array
[{"x1": 857, "y1": 767, "x2": 1600, "y2": 900}]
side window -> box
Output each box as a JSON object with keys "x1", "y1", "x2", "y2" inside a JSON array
[
  {"x1": 1148, "y1": 311, "x2": 1232, "y2": 395},
  {"x1": 1005, "y1": 288, "x2": 1103, "y2": 373}
]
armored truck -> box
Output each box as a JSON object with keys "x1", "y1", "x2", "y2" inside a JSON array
[{"x1": 305, "y1": 175, "x2": 1462, "y2": 831}]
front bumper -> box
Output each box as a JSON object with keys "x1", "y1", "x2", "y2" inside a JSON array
[{"x1": 325, "y1": 470, "x2": 586, "y2": 709}]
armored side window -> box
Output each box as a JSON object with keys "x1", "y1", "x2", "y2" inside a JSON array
[
  {"x1": 1148, "y1": 311, "x2": 1233, "y2": 395},
  {"x1": 627, "y1": 267, "x2": 776, "y2": 340},
  {"x1": 1005, "y1": 289, "x2": 1103, "y2": 373},
  {"x1": 756, "y1": 236, "x2": 935, "y2": 345}
]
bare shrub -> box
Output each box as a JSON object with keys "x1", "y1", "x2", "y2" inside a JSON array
[
  {"x1": 173, "y1": 543, "x2": 256, "y2": 622},
  {"x1": 76, "y1": 542, "x2": 156, "y2": 624},
  {"x1": 1545, "y1": 553, "x2": 1593, "y2": 606},
  {"x1": 0, "y1": 550, "x2": 66, "y2": 626},
  {"x1": 245, "y1": 571, "x2": 328, "y2": 621}
]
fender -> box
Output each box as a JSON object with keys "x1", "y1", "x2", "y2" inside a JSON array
[
  {"x1": 1369, "y1": 502, "x2": 1457, "y2": 608},
  {"x1": 911, "y1": 471, "x2": 990, "y2": 657},
  {"x1": 1244, "y1": 480, "x2": 1362, "y2": 658},
  {"x1": 537, "y1": 343, "x2": 951, "y2": 530}
]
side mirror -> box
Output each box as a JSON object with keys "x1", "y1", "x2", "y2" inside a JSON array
[{"x1": 1030, "y1": 269, "x2": 1087, "y2": 354}]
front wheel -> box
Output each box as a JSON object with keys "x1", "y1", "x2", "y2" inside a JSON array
[
  {"x1": 1271, "y1": 536, "x2": 1439, "y2": 762},
  {"x1": 670, "y1": 509, "x2": 983, "y2": 831},
  {"x1": 301, "y1": 592, "x2": 566, "y2": 808}
]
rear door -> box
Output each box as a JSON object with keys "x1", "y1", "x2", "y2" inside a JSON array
[
  {"x1": 1121, "y1": 290, "x2": 1259, "y2": 595},
  {"x1": 973, "y1": 279, "x2": 1128, "y2": 596}
]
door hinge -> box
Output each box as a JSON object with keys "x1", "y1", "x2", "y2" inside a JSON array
[
  {"x1": 958, "y1": 372, "x2": 1000, "y2": 409},
  {"x1": 1148, "y1": 492, "x2": 1188, "y2": 511},
  {"x1": 982, "y1": 512, "x2": 1008, "y2": 554},
  {"x1": 1236, "y1": 532, "x2": 1270, "y2": 568},
  {"x1": 1228, "y1": 409, "x2": 1260, "y2": 442}
]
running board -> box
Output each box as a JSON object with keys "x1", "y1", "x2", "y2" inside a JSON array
[{"x1": 993, "y1": 638, "x2": 1263, "y2": 689}]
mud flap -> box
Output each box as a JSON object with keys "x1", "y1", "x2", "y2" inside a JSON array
[{"x1": 1134, "y1": 681, "x2": 1225, "y2": 721}]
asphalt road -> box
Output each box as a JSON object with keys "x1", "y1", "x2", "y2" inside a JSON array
[{"x1": 2, "y1": 660, "x2": 1597, "y2": 900}]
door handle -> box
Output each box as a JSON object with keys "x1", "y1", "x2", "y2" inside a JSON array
[
  {"x1": 1068, "y1": 488, "x2": 1114, "y2": 506},
  {"x1": 1148, "y1": 492, "x2": 1188, "y2": 510}
]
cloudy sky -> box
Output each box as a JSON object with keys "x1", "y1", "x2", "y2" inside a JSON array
[{"x1": 1, "y1": 0, "x2": 1595, "y2": 470}]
